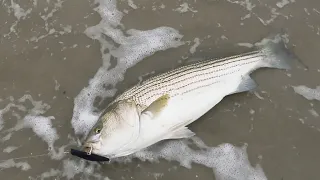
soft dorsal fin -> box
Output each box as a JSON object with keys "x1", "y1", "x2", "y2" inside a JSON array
[{"x1": 141, "y1": 94, "x2": 170, "y2": 118}]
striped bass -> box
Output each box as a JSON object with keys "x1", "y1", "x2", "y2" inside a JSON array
[{"x1": 82, "y1": 40, "x2": 296, "y2": 159}]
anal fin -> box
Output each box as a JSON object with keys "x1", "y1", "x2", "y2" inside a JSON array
[
  {"x1": 235, "y1": 75, "x2": 257, "y2": 93},
  {"x1": 165, "y1": 127, "x2": 195, "y2": 140}
]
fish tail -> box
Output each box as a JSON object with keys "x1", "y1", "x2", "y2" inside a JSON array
[
  {"x1": 235, "y1": 36, "x2": 301, "y2": 94},
  {"x1": 258, "y1": 38, "x2": 297, "y2": 70}
]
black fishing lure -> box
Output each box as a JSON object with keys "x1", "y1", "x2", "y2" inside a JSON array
[{"x1": 70, "y1": 148, "x2": 110, "y2": 162}]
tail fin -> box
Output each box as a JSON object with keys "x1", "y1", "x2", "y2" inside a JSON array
[{"x1": 257, "y1": 35, "x2": 303, "y2": 70}]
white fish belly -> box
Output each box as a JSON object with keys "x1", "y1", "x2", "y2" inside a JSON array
[{"x1": 133, "y1": 77, "x2": 243, "y2": 151}]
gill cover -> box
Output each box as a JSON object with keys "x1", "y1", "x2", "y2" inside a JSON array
[{"x1": 99, "y1": 99, "x2": 141, "y2": 155}]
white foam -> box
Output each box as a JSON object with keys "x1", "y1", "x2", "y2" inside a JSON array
[
  {"x1": 1, "y1": 133, "x2": 12, "y2": 142},
  {"x1": 0, "y1": 159, "x2": 31, "y2": 171},
  {"x1": 174, "y1": 3, "x2": 198, "y2": 13},
  {"x1": 23, "y1": 115, "x2": 65, "y2": 160},
  {"x1": 276, "y1": 0, "x2": 295, "y2": 8},
  {"x1": 18, "y1": 94, "x2": 51, "y2": 115},
  {"x1": 148, "y1": 172, "x2": 164, "y2": 180},
  {"x1": 254, "y1": 34, "x2": 285, "y2": 46},
  {"x1": 226, "y1": 0, "x2": 255, "y2": 12},
  {"x1": 72, "y1": 0, "x2": 184, "y2": 137},
  {"x1": 1, "y1": 0, "x2": 32, "y2": 38},
  {"x1": 62, "y1": 159, "x2": 85, "y2": 179},
  {"x1": 138, "y1": 71, "x2": 155, "y2": 84},
  {"x1": 3, "y1": 146, "x2": 18, "y2": 153},
  {"x1": 221, "y1": 35, "x2": 228, "y2": 40},
  {"x1": 61, "y1": 159, "x2": 103, "y2": 179},
  {"x1": 54, "y1": 79, "x2": 60, "y2": 91},
  {"x1": 189, "y1": 37, "x2": 200, "y2": 54},
  {"x1": 0, "y1": 94, "x2": 62, "y2": 159},
  {"x1": 40, "y1": 0, "x2": 64, "y2": 31},
  {"x1": 152, "y1": 4, "x2": 166, "y2": 11},
  {"x1": 0, "y1": 103, "x2": 13, "y2": 131},
  {"x1": 0, "y1": 96, "x2": 27, "y2": 131},
  {"x1": 293, "y1": 85, "x2": 320, "y2": 101},
  {"x1": 226, "y1": 0, "x2": 294, "y2": 26},
  {"x1": 309, "y1": 109, "x2": 319, "y2": 117},
  {"x1": 128, "y1": 0, "x2": 138, "y2": 9},
  {"x1": 32, "y1": 0, "x2": 38, "y2": 6},
  {"x1": 304, "y1": 8, "x2": 310, "y2": 15},
  {"x1": 129, "y1": 137, "x2": 267, "y2": 180},
  {"x1": 24, "y1": 115, "x2": 58, "y2": 150},
  {"x1": 50, "y1": 146, "x2": 68, "y2": 160},
  {"x1": 61, "y1": 25, "x2": 72, "y2": 33},
  {"x1": 40, "y1": 169, "x2": 61, "y2": 180},
  {"x1": 238, "y1": 34, "x2": 289, "y2": 49},
  {"x1": 237, "y1": 43, "x2": 253, "y2": 48},
  {"x1": 10, "y1": 0, "x2": 32, "y2": 20}
]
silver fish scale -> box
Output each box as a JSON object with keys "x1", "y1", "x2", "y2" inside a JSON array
[{"x1": 114, "y1": 50, "x2": 265, "y2": 106}]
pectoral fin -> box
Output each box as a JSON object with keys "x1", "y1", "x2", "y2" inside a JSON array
[
  {"x1": 165, "y1": 127, "x2": 195, "y2": 139},
  {"x1": 141, "y1": 94, "x2": 170, "y2": 118}
]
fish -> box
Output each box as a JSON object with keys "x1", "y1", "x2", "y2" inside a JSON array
[{"x1": 82, "y1": 39, "x2": 296, "y2": 160}]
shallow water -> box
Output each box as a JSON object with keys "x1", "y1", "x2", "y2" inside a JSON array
[{"x1": 1, "y1": 0, "x2": 320, "y2": 179}]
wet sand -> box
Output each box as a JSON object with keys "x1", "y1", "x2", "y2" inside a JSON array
[{"x1": 1, "y1": 0, "x2": 320, "y2": 179}]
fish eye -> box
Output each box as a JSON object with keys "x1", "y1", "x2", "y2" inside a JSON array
[{"x1": 94, "y1": 127, "x2": 101, "y2": 134}]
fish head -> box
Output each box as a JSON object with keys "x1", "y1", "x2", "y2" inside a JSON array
[{"x1": 82, "y1": 99, "x2": 140, "y2": 158}]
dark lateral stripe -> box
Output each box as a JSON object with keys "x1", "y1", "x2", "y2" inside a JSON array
[
  {"x1": 127, "y1": 51, "x2": 261, "y2": 96},
  {"x1": 135, "y1": 60, "x2": 253, "y2": 101},
  {"x1": 139, "y1": 80, "x2": 219, "y2": 102},
  {"x1": 143, "y1": 50, "x2": 260, "y2": 85},
  {"x1": 133, "y1": 58, "x2": 259, "y2": 98}
]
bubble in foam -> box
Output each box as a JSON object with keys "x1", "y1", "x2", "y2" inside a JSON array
[
  {"x1": 72, "y1": 0, "x2": 184, "y2": 138},
  {"x1": 23, "y1": 115, "x2": 58, "y2": 149},
  {"x1": 131, "y1": 137, "x2": 267, "y2": 180}
]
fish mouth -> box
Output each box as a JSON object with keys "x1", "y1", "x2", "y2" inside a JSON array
[
  {"x1": 83, "y1": 144, "x2": 93, "y2": 155},
  {"x1": 82, "y1": 141, "x2": 101, "y2": 155}
]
